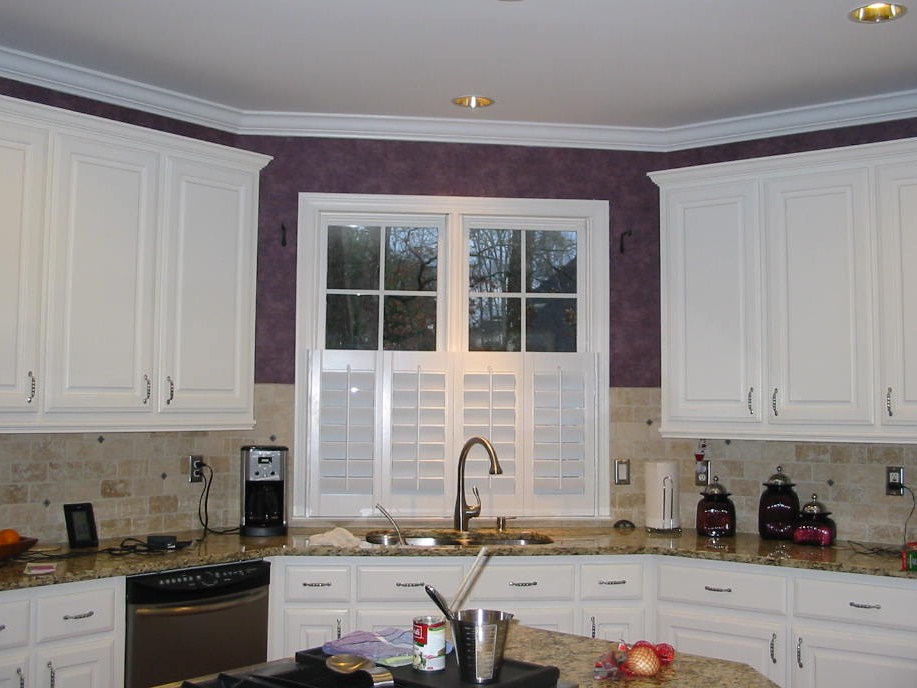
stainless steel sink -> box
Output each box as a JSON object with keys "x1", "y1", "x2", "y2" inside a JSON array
[{"x1": 364, "y1": 529, "x2": 553, "y2": 547}]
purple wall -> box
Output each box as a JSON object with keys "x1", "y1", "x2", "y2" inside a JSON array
[{"x1": 5, "y1": 77, "x2": 917, "y2": 388}]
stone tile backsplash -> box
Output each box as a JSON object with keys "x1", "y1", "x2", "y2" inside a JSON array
[{"x1": 0, "y1": 385, "x2": 912, "y2": 544}]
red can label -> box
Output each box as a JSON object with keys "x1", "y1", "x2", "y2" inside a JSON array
[{"x1": 413, "y1": 615, "x2": 446, "y2": 672}]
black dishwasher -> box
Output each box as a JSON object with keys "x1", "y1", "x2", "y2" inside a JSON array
[{"x1": 125, "y1": 560, "x2": 271, "y2": 688}]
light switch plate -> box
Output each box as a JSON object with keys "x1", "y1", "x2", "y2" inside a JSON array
[{"x1": 614, "y1": 459, "x2": 631, "y2": 485}]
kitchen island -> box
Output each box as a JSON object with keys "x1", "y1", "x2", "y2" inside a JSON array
[{"x1": 506, "y1": 625, "x2": 778, "y2": 688}]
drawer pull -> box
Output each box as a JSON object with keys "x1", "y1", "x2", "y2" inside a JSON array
[
  {"x1": 302, "y1": 582, "x2": 333, "y2": 587},
  {"x1": 703, "y1": 585, "x2": 732, "y2": 593},
  {"x1": 598, "y1": 579, "x2": 627, "y2": 586},
  {"x1": 509, "y1": 581, "x2": 538, "y2": 587},
  {"x1": 590, "y1": 615, "x2": 596, "y2": 638},
  {"x1": 849, "y1": 601, "x2": 881, "y2": 610},
  {"x1": 796, "y1": 637, "x2": 803, "y2": 668},
  {"x1": 62, "y1": 610, "x2": 95, "y2": 621},
  {"x1": 395, "y1": 582, "x2": 424, "y2": 588},
  {"x1": 16, "y1": 667, "x2": 23, "y2": 688},
  {"x1": 769, "y1": 633, "x2": 776, "y2": 664},
  {"x1": 48, "y1": 661, "x2": 56, "y2": 688}
]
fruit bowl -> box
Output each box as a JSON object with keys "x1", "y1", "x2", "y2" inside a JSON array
[{"x1": 0, "y1": 537, "x2": 37, "y2": 561}]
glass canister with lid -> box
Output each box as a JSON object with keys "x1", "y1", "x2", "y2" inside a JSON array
[
  {"x1": 758, "y1": 465, "x2": 800, "y2": 540},
  {"x1": 792, "y1": 494, "x2": 837, "y2": 547},
  {"x1": 696, "y1": 476, "x2": 736, "y2": 538}
]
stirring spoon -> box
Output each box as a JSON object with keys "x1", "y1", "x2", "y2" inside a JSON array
[{"x1": 424, "y1": 583, "x2": 455, "y2": 621}]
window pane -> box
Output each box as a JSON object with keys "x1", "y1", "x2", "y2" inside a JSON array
[
  {"x1": 384, "y1": 295, "x2": 437, "y2": 350},
  {"x1": 526, "y1": 298, "x2": 577, "y2": 352},
  {"x1": 327, "y1": 225, "x2": 380, "y2": 290},
  {"x1": 385, "y1": 226, "x2": 438, "y2": 291},
  {"x1": 326, "y1": 294, "x2": 379, "y2": 349},
  {"x1": 469, "y1": 297, "x2": 521, "y2": 351},
  {"x1": 469, "y1": 228, "x2": 521, "y2": 293},
  {"x1": 526, "y1": 230, "x2": 577, "y2": 293}
]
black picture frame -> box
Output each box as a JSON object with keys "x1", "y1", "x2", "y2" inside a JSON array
[{"x1": 64, "y1": 502, "x2": 99, "y2": 548}]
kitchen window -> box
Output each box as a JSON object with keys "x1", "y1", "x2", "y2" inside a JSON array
[{"x1": 293, "y1": 194, "x2": 609, "y2": 520}]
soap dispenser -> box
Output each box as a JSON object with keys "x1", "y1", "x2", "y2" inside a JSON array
[
  {"x1": 758, "y1": 465, "x2": 800, "y2": 540},
  {"x1": 696, "y1": 476, "x2": 736, "y2": 537}
]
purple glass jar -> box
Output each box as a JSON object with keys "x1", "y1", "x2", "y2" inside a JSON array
[
  {"x1": 696, "y1": 476, "x2": 736, "y2": 538},
  {"x1": 792, "y1": 494, "x2": 837, "y2": 547},
  {"x1": 758, "y1": 465, "x2": 800, "y2": 540}
]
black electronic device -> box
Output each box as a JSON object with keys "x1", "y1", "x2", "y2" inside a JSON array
[
  {"x1": 63, "y1": 502, "x2": 99, "y2": 548},
  {"x1": 240, "y1": 446, "x2": 288, "y2": 537}
]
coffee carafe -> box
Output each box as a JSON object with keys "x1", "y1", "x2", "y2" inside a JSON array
[{"x1": 758, "y1": 465, "x2": 800, "y2": 540}]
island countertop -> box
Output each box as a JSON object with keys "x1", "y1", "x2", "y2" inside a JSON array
[
  {"x1": 0, "y1": 524, "x2": 912, "y2": 590},
  {"x1": 505, "y1": 625, "x2": 778, "y2": 688}
]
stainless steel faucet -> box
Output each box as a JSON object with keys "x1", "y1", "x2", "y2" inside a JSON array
[{"x1": 453, "y1": 436, "x2": 503, "y2": 532}]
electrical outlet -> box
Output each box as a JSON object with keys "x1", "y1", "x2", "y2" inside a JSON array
[
  {"x1": 886, "y1": 466, "x2": 904, "y2": 496},
  {"x1": 694, "y1": 460, "x2": 710, "y2": 486},
  {"x1": 188, "y1": 455, "x2": 204, "y2": 483}
]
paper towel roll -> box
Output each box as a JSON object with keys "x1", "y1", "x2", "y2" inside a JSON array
[{"x1": 645, "y1": 460, "x2": 681, "y2": 532}]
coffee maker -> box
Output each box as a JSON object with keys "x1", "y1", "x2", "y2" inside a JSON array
[{"x1": 240, "y1": 446, "x2": 288, "y2": 536}]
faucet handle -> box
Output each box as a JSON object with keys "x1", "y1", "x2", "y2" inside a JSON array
[{"x1": 468, "y1": 485, "x2": 482, "y2": 517}]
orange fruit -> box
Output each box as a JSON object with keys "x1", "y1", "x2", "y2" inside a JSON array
[{"x1": 0, "y1": 529, "x2": 20, "y2": 545}]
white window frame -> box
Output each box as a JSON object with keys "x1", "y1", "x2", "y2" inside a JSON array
[{"x1": 292, "y1": 193, "x2": 610, "y2": 521}]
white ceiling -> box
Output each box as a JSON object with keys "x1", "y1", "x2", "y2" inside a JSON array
[{"x1": 1, "y1": 0, "x2": 916, "y2": 150}]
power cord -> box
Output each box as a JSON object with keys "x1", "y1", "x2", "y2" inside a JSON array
[
  {"x1": 196, "y1": 461, "x2": 239, "y2": 539},
  {"x1": 848, "y1": 482, "x2": 916, "y2": 556}
]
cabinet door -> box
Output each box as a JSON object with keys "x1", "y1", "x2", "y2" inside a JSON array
[
  {"x1": 33, "y1": 638, "x2": 114, "y2": 688},
  {"x1": 0, "y1": 121, "x2": 46, "y2": 413},
  {"x1": 764, "y1": 169, "x2": 873, "y2": 425},
  {"x1": 582, "y1": 607, "x2": 646, "y2": 641},
  {"x1": 281, "y1": 609, "x2": 349, "y2": 656},
  {"x1": 658, "y1": 607, "x2": 785, "y2": 687},
  {"x1": 158, "y1": 157, "x2": 257, "y2": 417},
  {"x1": 660, "y1": 181, "x2": 763, "y2": 429},
  {"x1": 0, "y1": 655, "x2": 28, "y2": 688},
  {"x1": 44, "y1": 133, "x2": 159, "y2": 413},
  {"x1": 792, "y1": 624, "x2": 917, "y2": 688},
  {"x1": 877, "y1": 162, "x2": 917, "y2": 426}
]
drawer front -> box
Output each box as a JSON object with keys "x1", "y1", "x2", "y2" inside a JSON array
[
  {"x1": 794, "y1": 577, "x2": 917, "y2": 632},
  {"x1": 356, "y1": 566, "x2": 464, "y2": 603},
  {"x1": 285, "y1": 566, "x2": 351, "y2": 603},
  {"x1": 0, "y1": 599, "x2": 30, "y2": 650},
  {"x1": 580, "y1": 563, "x2": 644, "y2": 600},
  {"x1": 657, "y1": 563, "x2": 786, "y2": 614},
  {"x1": 470, "y1": 564, "x2": 575, "y2": 602},
  {"x1": 36, "y1": 587, "x2": 116, "y2": 642}
]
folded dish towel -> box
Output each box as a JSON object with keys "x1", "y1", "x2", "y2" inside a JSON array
[
  {"x1": 307, "y1": 527, "x2": 362, "y2": 547},
  {"x1": 322, "y1": 628, "x2": 414, "y2": 666}
]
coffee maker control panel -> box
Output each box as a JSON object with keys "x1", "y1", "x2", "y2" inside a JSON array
[{"x1": 245, "y1": 449, "x2": 285, "y2": 481}]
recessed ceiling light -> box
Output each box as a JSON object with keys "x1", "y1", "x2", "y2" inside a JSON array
[
  {"x1": 452, "y1": 95, "x2": 494, "y2": 109},
  {"x1": 848, "y1": 3, "x2": 907, "y2": 22}
]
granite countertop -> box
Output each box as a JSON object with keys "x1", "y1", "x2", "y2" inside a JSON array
[
  {"x1": 505, "y1": 625, "x2": 778, "y2": 688},
  {"x1": 0, "y1": 524, "x2": 913, "y2": 591}
]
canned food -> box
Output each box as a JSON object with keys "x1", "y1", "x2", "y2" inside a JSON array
[{"x1": 413, "y1": 615, "x2": 447, "y2": 671}]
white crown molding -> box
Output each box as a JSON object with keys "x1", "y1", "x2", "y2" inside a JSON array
[{"x1": 2, "y1": 45, "x2": 917, "y2": 152}]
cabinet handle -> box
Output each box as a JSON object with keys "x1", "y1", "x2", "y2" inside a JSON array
[
  {"x1": 772, "y1": 388, "x2": 779, "y2": 416},
  {"x1": 598, "y1": 579, "x2": 626, "y2": 586},
  {"x1": 336, "y1": 618, "x2": 342, "y2": 639},
  {"x1": 26, "y1": 371, "x2": 36, "y2": 404},
  {"x1": 16, "y1": 667, "x2": 23, "y2": 688},
  {"x1": 747, "y1": 387, "x2": 754, "y2": 415},
  {"x1": 887, "y1": 387, "x2": 894, "y2": 417},
  {"x1": 302, "y1": 582, "x2": 333, "y2": 587},
  {"x1": 796, "y1": 637, "x2": 803, "y2": 668},
  {"x1": 62, "y1": 610, "x2": 94, "y2": 621},
  {"x1": 394, "y1": 582, "x2": 424, "y2": 588},
  {"x1": 165, "y1": 376, "x2": 175, "y2": 405},
  {"x1": 703, "y1": 585, "x2": 732, "y2": 593},
  {"x1": 770, "y1": 633, "x2": 777, "y2": 664},
  {"x1": 143, "y1": 374, "x2": 151, "y2": 405},
  {"x1": 849, "y1": 601, "x2": 881, "y2": 610},
  {"x1": 509, "y1": 581, "x2": 538, "y2": 587},
  {"x1": 47, "y1": 661, "x2": 55, "y2": 688},
  {"x1": 590, "y1": 615, "x2": 596, "y2": 638}
]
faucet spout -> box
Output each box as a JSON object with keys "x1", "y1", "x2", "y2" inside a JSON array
[{"x1": 454, "y1": 436, "x2": 503, "y2": 532}]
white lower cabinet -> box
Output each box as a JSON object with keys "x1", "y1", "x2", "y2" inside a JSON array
[{"x1": 0, "y1": 577, "x2": 124, "y2": 688}]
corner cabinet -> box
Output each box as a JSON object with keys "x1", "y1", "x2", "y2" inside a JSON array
[
  {"x1": 0, "y1": 95, "x2": 271, "y2": 433},
  {"x1": 651, "y1": 137, "x2": 917, "y2": 442}
]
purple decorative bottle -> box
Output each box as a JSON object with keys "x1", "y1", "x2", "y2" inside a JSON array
[
  {"x1": 696, "y1": 476, "x2": 736, "y2": 538},
  {"x1": 792, "y1": 494, "x2": 837, "y2": 547},
  {"x1": 758, "y1": 465, "x2": 800, "y2": 540}
]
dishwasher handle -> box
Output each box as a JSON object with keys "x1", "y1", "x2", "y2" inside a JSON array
[{"x1": 132, "y1": 586, "x2": 268, "y2": 618}]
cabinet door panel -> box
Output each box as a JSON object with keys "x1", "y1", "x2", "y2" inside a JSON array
[
  {"x1": 0, "y1": 121, "x2": 46, "y2": 412},
  {"x1": 159, "y1": 157, "x2": 257, "y2": 415},
  {"x1": 661, "y1": 182, "x2": 762, "y2": 427},
  {"x1": 765, "y1": 169, "x2": 873, "y2": 424},
  {"x1": 582, "y1": 607, "x2": 646, "y2": 641},
  {"x1": 44, "y1": 134, "x2": 158, "y2": 412},
  {"x1": 281, "y1": 609, "x2": 349, "y2": 656},
  {"x1": 33, "y1": 638, "x2": 114, "y2": 688}
]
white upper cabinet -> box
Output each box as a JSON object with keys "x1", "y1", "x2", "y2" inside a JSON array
[
  {"x1": 652, "y1": 137, "x2": 917, "y2": 442},
  {"x1": 0, "y1": 95, "x2": 270, "y2": 432},
  {"x1": 0, "y1": 120, "x2": 47, "y2": 413}
]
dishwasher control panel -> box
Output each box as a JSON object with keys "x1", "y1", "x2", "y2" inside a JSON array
[{"x1": 127, "y1": 560, "x2": 271, "y2": 600}]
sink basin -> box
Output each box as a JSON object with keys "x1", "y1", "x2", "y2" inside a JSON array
[{"x1": 364, "y1": 529, "x2": 553, "y2": 547}]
